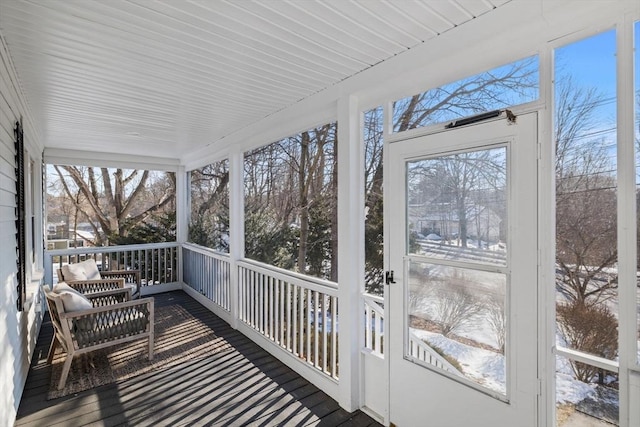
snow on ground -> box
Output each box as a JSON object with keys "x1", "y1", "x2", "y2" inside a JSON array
[
  {"x1": 555, "y1": 356, "x2": 596, "y2": 404},
  {"x1": 412, "y1": 328, "x2": 506, "y2": 394},
  {"x1": 411, "y1": 327, "x2": 609, "y2": 408},
  {"x1": 457, "y1": 320, "x2": 500, "y2": 350}
]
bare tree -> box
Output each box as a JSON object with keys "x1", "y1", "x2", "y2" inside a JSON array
[
  {"x1": 51, "y1": 166, "x2": 175, "y2": 246},
  {"x1": 555, "y1": 77, "x2": 605, "y2": 174},
  {"x1": 432, "y1": 276, "x2": 485, "y2": 337},
  {"x1": 243, "y1": 123, "x2": 338, "y2": 280},
  {"x1": 189, "y1": 160, "x2": 229, "y2": 250},
  {"x1": 556, "y1": 178, "x2": 617, "y2": 306},
  {"x1": 363, "y1": 108, "x2": 385, "y2": 294},
  {"x1": 363, "y1": 59, "x2": 535, "y2": 294},
  {"x1": 554, "y1": 78, "x2": 617, "y2": 306},
  {"x1": 296, "y1": 125, "x2": 337, "y2": 279},
  {"x1": 557, "y1": 300, "x2": 618, "y2": 383},
  {"x1": 407, "y1": 148, "x2": 506, "y2": 251},
  {"x1": 437, "y1": 151, "x2": 505, "y2": 247},
  {"x1": 485, "y1": 295, "x2": 506, "y2": 354},
  {"x1": 393, "y1": 57, "x2": 538, "y2": 132}
]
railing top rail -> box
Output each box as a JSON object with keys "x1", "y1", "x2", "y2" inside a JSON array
[
  {"x1": 409, "y1": 331, "x2": 464, "y2": 377},
  {"x1": 237, "y1": 258, "x2": 338, "y2": 294},
  {"x1": 182, "y1": 242, "x2": 231, "y2": 260},
  {"x1": 555, "y1": 345, "x2": 619, "y2": 373},
  {"x1": 45, "y1": 241, "x2": 179, "y2": 256},
  {"x1": 363, "y1": 295, "x2": 384, "y2": 316},
  {"x1": 362, "y1": 293, "x2": 384, "y2": 304}
]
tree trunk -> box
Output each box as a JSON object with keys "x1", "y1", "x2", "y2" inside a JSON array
[
  {"x1": 330, "y1": 130, "x2": 338, "y2": 282},
  {"x1": 298, "y1": 132, "x2": 310, "y2": 274}
]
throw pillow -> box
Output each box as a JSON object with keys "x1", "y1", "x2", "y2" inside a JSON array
[
  {"x1": 57, "y1": 291, "x2": 94, "y2": 331},
  {"x1": 53, "y1": 282, "x2": 83, "y2": 296},
  {"x1": 61, "y1": 259, "x2": 102, "y2": 281},
  {"x1": 58, "y1": 290, "x2": 92, "y2": 312}
]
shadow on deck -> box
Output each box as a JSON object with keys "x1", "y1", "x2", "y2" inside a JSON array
[{"x1": 16, "y1": 291, "x2": 382, "y2": 427}]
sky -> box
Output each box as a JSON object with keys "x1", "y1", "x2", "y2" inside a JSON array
[
  {"x1": 554, "y1": 28, "x2": 628, "y2": 171},
  {"x1": 556, "y1": 29, "x2": 617, "y2": 98}
]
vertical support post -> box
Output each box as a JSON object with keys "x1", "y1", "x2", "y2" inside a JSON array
[
  {"x1": 175, "y1": 165, "x2": 187, "y2": 285},
  {"x1": 616, "y1": 17, "x2": 636, "y2": 427},
  {"x1": 36, "y1": 152, "x2": 44, "y2": 274},
  {"x1": 538, "y1": 45, "x2": 556, "y2": 427},
  {"x1": 43, "y1": 251, "x2": 53, "y2": 286},
  {"x1": 228, "y1": 151, "x2": 244, "y2": 329},
  {"x1": 337, "y1": 94, "x2": 363, "y2": 412},
  {"x1": 382, "y1": 101, "x2": 393, "y2": 426}
]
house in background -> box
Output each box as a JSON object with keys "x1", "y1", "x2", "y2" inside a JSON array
[{"x1": 1, "y1": 1, "x2": 639, "y2": 426}]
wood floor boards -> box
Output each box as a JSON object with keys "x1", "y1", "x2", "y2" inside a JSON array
[{"x1": 16, "y1": 290, "x2": 382, "y2": 427}]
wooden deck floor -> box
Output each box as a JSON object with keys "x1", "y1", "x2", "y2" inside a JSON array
[{"x1": 16, "y1": 291, "x2": 382, "y2": 427}]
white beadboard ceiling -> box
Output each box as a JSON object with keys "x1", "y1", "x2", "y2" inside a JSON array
[{"x1": 0, "y1": 0, "x2": 509, "y2": 161}]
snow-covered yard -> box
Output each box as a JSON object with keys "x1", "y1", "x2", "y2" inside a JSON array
[
  {"x1": 412, "y1": 328, "x2": 506, "y2": 394},
  {"x1": 411, "y1": 326, "x2": 620, "y2": 425},
  {"x1": 405, "y1": 244, "x2": 634, "y2": 425}
]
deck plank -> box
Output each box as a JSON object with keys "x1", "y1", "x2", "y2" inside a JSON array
[{"x1": 16, "y1": 291, "x2": 382, "y2": 427}]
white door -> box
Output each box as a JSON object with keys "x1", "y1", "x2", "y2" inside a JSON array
[{"x1": 387, "y1": 112, "x2": 539, "y2": 426}]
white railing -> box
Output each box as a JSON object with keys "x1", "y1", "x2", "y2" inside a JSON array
[
  {"x1": 44, "y1": 242, "x2": 179, "y2": 287},
  {"x1": 237, "y1": 260, "x2": 339, "y2": 379},
  {"x1": 555, "y1": 345, "x2": 619, "y2": 373},
  {"x1": 363, "y1": 293, "x2": 384, "y2": 355},
  {"x1": 182, "y1": 243, "x2": 231, "y2": 311},
  {"x1": 409, "y1": 331, "x2": 464, "y2": 377}
]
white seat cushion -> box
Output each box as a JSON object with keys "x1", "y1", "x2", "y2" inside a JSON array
[{"x1": 61, "y1": 259, "x2": 102, "y2": 281}]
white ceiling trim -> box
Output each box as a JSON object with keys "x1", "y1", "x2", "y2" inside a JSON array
[{"x1": 44, "y1": 148, "x2": 181, "y2": 172}]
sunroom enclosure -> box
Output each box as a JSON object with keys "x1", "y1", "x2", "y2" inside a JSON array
[{"x1": 2, "y1": 1, "x2": 640, "y2": 426}]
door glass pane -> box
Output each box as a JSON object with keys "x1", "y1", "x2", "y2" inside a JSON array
[
  {"x1": 407, "y1": 260, "x2": 507, "y2": 396},
  {"x1": 406, "y1": 147, "x2": 507, "y2": 266}
]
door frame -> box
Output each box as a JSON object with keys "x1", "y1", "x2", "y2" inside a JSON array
[{"x1": 385, "y1": 112, "x2": 541, "y2": 427}]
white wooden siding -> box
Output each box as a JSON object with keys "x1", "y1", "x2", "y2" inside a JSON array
[{"x1": 0, "y1": 31, "x2": 43, "y2": 426}]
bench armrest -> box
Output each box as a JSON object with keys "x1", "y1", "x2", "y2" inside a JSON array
[
  {"x1": 101, "y1": 270, "x2": 140, "y2": 283},
  {"x1": 100, "y1": 270, "x2": 141, "y2": 298},
  {"x1": 65, "y1": 278, "x2": 126, "y2": 294},
  {"x1": 85, "y1": 288, "x2": 132, "y2": 306}
]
